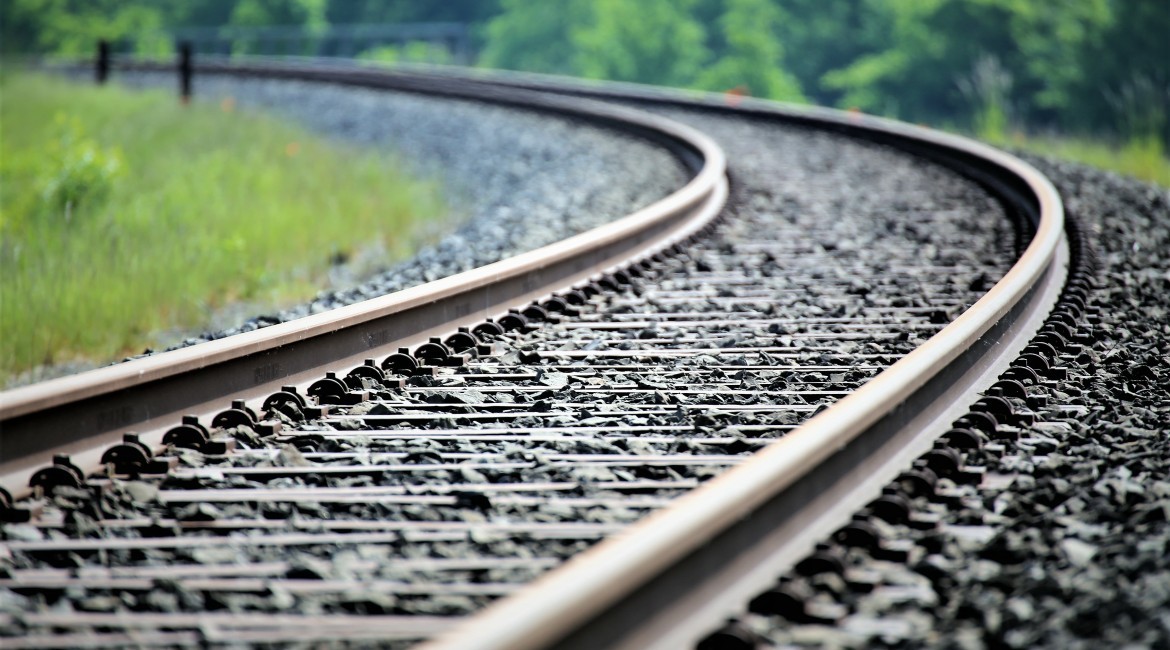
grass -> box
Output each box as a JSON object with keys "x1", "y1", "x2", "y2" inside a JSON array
[
  {"x1": 1005, "y1": 134, "x2": 1170, "y2": 187},
  {"x1": 0, "y1": 70, "x2": 445, "y2": 385},
  {"x1": 971, "y1": 113, "x2": 1170, "y2": 187}
]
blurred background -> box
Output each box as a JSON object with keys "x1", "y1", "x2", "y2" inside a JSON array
[{"x1": 2, "y1": 0, "x2": 1168, "y2": 158}]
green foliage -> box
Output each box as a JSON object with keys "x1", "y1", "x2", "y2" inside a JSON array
[
  {"x1": 1116, "y1": 136, "x2": 1168, "y2": 185},
  {"x1": 1106, "y1": 75, "x2": 1169, "y2": 147},
  {"x1": 0, "y1": 73, "x2": 444, "y2": 382},
  {"x1": 570, "y1": 0, "x2": 708, "y2": 87},
  {"x1": 821, "y1": 0, "x2": 954, "y2": 118},
  {"x1": 482, "y1": 0, "x2": 709, "y2": 87},
  {"x1": 323, "y1": 0, "x2": 501, "y2": 29},
  {"x1": 0, "y1": 0, "x2": 166, "y2": 56},
  {"x1": 692, "y1": 0, "x2": 804, "y2": 101},
  {"x1": 2, "y1": 2, "x2": 1166, "y2": 217},
  {"x1": 39, "y1": 115, "x2": 124, "y2": 216},
  {"x1": 958, "y1": 54, "x2": 1012, "y2": 141},
  {"x1": 773, "y1": 0, "x2": 893, "y2": 107},
  {"x1": 358, "y1": 42, "x2": 453, "y2": 66},
  {"x1": 484, "y1": 0, "x2": 804, "y2": 100},
  {"x1": 1004, "y1": 133, "x2": 1170, "y2": 188},
  {"x1": 228, "y1": 0, "x2": 327, "y2": 29},
  {"x1": 480, "y1": 0, "x2": 591, "y2": 76},
  {"x1": 814, "y1": 0, "x2": 1167, "y2": 146},
  {"x1": 227, "y1": 0, "x2": 328, "y2": 55},
  {"x1": 4, "y1": 0, "x2": 1165, "y2": 148}
]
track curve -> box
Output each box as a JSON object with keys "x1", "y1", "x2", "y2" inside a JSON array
[
  {"x1": 0, "y1": 62, "x2": 727, "y2": 500},
  {"x1": 0, "y1": 60, "x2": 1074, "y2": 649}
]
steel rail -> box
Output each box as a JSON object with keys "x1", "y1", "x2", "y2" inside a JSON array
[
  {"x1": 408, "y1": 71, "x2": 1068, "y2": 650},
  {"x1": 2, "y1": 61, "x2": 1067, "y2": 649},
  {"x1": 0, "y1": 61, "x2": 727, "y2": 499}
]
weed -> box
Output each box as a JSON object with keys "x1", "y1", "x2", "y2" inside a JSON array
[{"x1": 39, "y1": 114, "x2": 123, "y2": 216}]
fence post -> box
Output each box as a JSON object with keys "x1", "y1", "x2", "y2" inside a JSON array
[
  {"x1": 96, "y1": 40, "x2": 110, "y2": 84},
  {"x1": 178, "y1": 41, "x2": 193, "y2": 104}
]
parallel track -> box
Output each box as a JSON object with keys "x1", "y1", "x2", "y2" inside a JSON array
[{"x1": 1, "y1": 61, "x2": 1069, "y2": 649}]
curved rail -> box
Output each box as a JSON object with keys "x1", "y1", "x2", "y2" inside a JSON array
[
  {"x1": 410, "y1": 70, "x2": 1067, "y2": 650},
  {"x1": 0, "y1": 61, "x2": 728, "y2": 498},
  {"x1": 2, "y1": 61, "x2": 1068, "y2": 650}
]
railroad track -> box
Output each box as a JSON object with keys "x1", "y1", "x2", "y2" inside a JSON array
[{"x1": 0, "y1": 60, "x2": 1088, "y2": 649}]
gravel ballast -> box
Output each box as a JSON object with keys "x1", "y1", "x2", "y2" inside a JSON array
[
  {"x1": 707, "y1": 158, "x2": 1170, "y2": 649},
  {"x1": 1, "y1": 87, "x2": 1018, "y2": 645}
]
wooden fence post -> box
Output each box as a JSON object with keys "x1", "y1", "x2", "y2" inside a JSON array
[
  {"x1": 178, "y1": 41, "x2": 193, "y2": 104},
  {"x1": 96, "y1": 40, "x2": 110, "y2": 84}
]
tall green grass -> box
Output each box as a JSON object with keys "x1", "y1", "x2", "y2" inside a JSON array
[
  {"x1": 0, "y1": 71, "x2": 445, "y2": 384},
  {"x1": 964, "y1": 88, "x2": 1170, "y2": 187},
  {"x1": 1006, "y1": 134, "x2": 1170, "y2": 187},
  {"x1": 976, "y1": 122, "x2": 1170, "y2": 187}
]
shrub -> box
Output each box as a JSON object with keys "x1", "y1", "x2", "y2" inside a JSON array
[{"x1": 40, "y1": 114, "x2": 123, "y2": 218}]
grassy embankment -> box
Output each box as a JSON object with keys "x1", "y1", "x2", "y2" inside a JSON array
[
  {"x1": 967, "y1": 101, "x2": 1170, "y2": 186},
  {"x1": 1014, "y1": 136, "x2": 1168, "y2": 187},
  {"x1": 988, "y1": 131, "x2": 1170, "y2": 187},
  {"x1": 0, "y1": 71, "x2": 445, "y2": 385}
]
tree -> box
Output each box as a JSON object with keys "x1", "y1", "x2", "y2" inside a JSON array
[
  {"x1": 820, "y1": 0, "x2": 966, "y2": 120},
  {"x1": 693, "y1": 0, "x2": 805, "y2": 101},
  {"x1": 479, "y1": 0, "x2": 591, "y2": 76},
  {"x1": 482, "y1": 0, "x2": 708, "y2": 87},
  {"x1": 0, "y1": 0, "x2": 167, "y2": 56},
  {"x1": 570, "y1": 0, "x2": 708, "y2": 87},
  {"x1": 1075, "y1": 0, "x2": 1170, "y2": 144},
  {"x1": 818, "y1": 0, "x2": 1115, "y2": 133},
  {"x1": 3, "y1": 0, "x2": 1165, "y2": 147},
  {"x1": 777, "y1": 0, "x2": 894, "y2": 107}
]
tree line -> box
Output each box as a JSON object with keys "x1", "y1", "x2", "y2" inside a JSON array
[{"x1": 3, "y1": 0, "x2": 1166, "y2": 146}]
